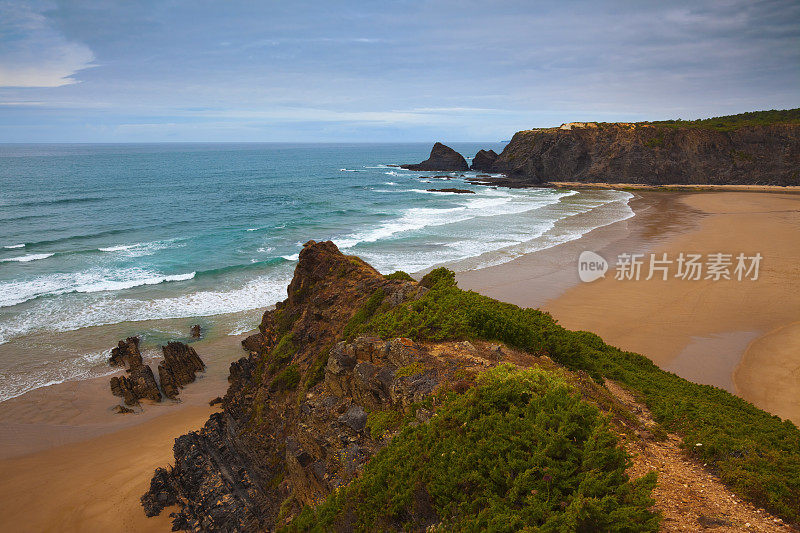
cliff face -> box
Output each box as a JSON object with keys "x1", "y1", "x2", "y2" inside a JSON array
[
  {"x1": 141, "y1": 241, "x2": 506, "y2": 530},
  {"x1": 140, "y1": 241, "x2": 800, "y2": 531},
  {"x1": 488, "y1": 123, "x2": 800, "y2": 185}
]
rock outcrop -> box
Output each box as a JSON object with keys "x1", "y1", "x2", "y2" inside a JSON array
[
  {"x1": 108, "y1": 337, "x2": 142, "y2": 367},
  {"x1": 401, "y1": 142, "x2": 468, "y2": 171},
  {"x1": 109, "y1": 338, "x2": 206, "y2": 406},
  {"x1": 470, "y1": 149, "x2": 498, "y2": 171},
  {"x1": 110, "y1": 358, "x2": 162, "y2": 406},
  {"x1": 142, "y1": 240, "x2": 505, "y2": 530},
  {"x1": 157, "y1": 341, "x2": 206, "y2": 399},
  {"x1": 479, "y1": 123, "x2": 799, "y2": 185},
  {"x1": 426, "y1": 188, "x2": 475, "y2": 194},
  {"x1": 190, "y1": 324, "x2": 202, "y2": 338}
]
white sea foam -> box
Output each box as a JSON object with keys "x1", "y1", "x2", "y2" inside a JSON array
[
  {"x1": 0, "y1": 253, "x2": 54, "y2": 263},
  {"x1": 98, "y1": 244, "x2": 136, "y2": 252},
  {"x1": 335, "y1": 188, "x2": 556, "y2": 249},
  {"x1": 0, "y1": 268, "x2": 196, "y2": 308},
  {"x1": 339, "y1": 168, "x2": 363, "y2": 172},
  {"x1": 73, "y1": 272, "x2": 196, "y2": 293},
  {"x1": 3, "y1": 244, "x2": 25, "y2": 249},
  {"x1": 0, "y1": 349, "x2": 116, "y2": 403},
  {"x1": 0, "y1": 270, "x2": 293, "y2": 347},
  {"x1": 98, "y1": 240, "x2": 183, "y2": 257},
  {"x1": 281, "y1": 253, "x2": 299, "y2": 261}
]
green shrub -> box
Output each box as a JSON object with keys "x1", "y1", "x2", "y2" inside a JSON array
[
  {"x1": 273, "y1": 364, "x2": 301, "y2": 391},
  {"x1": 383, "y1": 271, "x2": 414, "y2": 282},
  {"x1": 365, "y1": 409, "x2": 403, "y2": 440},
  {"x1": 419, "y1": 267, "x2": 456, "y2": 289},
  {"x1": 346, "y1": 269, "x2": 800, "y2": 523},
  {"x1": 305, "y1": 347, "x2": 331, "y2": 389},
  {"x1": 268, "y1": 332, "x2": 297, "y2": 372},
  {"x1": 395, "y1": 362, "x2": 425, "y2": 379},
  {"x1": 286, "y1": 365, "x2": 659, "y2": 532},
  {"x1": 645, "y1": 108, "x2": 800, "y2": 131},
  {"x1": 342, "y1": 288, "x2": 386, "y2": 339}
]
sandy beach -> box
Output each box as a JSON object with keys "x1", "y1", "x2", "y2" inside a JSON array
[
  {"x1": 0, "y1": 188, "x2": 797, "y2": 532},
  {"x1": 461, "y1": 190, "x2": 800, "y2": 424},
  {"x1": 0, "y1": 329, "x2": 252, "y2": 532}
]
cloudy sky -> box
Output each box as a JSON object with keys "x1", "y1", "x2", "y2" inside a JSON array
[{"x1": 1, "y1": 0, "x2": 798, "y2": 142}]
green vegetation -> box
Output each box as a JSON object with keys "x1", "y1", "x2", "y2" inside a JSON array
[
  {"x1": 305, "y1": 346, "x2": 331, "y2": 389},
  {"x1": 273, "y1": 364, "x2": 301, "y2": 391},
  {"x1": 643, "y1": 135, "x2": 664, "y2": 148},
  {"x1": 383, "y1": 270, "x2": 414, "y2": 282},
  {"x1": 286, "y1": 365, "x2": 658, "y2": 532},
  {"x1": 395, "y1": 361, "x2": 426, "y2": 379},
  {"x1": 268, "y1": 332, "x2": 297, "y2": 373},
  {"x1": 342, "y1": 288, "x2": 386, "y2": 338},
  {"x1": 645, "y1": 108, "x2": 800, "y2": 132},
  {"x1": 365, "y1": 409, "x2": 403, "y2": 440},
  {"x1": 344, "y1": 269, "x2": 800, "y2": 523}
]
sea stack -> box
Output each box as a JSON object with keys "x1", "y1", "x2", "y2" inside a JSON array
[
  {"x1": 471, "y1": 149, "x2": 498, "y2": 171},
  {"x1": 401, "y1": 142, "x2": 469, "y2": 171}
]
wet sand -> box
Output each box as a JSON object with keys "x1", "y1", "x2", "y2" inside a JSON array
[
  {"x1": 0, "y1": 404, "x2": 218, "y2": 532},
  {"x1": 461, "y1": 190, "x2": 800, "y2": 424},
  {"x1": 0, "y1": 326, "x2": 253, "y2": 531},
  {"x1": 0, "y1": 189, "x2": 797, "y2": 531}
]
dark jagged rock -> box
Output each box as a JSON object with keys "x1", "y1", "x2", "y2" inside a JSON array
[
  {"x1": 113, "y1": 404, "x2": 135, "y2": 414},
  {"x1": 241, "y1": 333, "x2": 265, "y2": 353},
  {"x1": 190, "y1": 324, "x2": 202, "y2": 338},
  {"x1": 338, "y1": 404, "x2": 368, "y2": 432},
  {"x1": 427, "y1": 188, "x2": 475, "y2": 194},
  {"x1": 110, "y1": 362, "x2": 161, "y2": 406},
  {"x1": 209, "y1": 396, "x2": 223, "y2": 406},
  {"x1": 400, "y1": 142, "x2": 468, "y2": 171},
  {"x1": 140, "y1": 413, "x2": 266, "y2": 531},
  {"x1": 108, "y1": 336, "x2": 142, "y2": 367},
  {"x1": 141, "y1": 241, "x2": 516, "y2": 530},
  {"x1": 470, "y1": 149, "x2": 498, "y2": 171},
  {"x1": 486, "y1": 122, "x2": 800, "y2": 185},
  {"x1": 157, "y1": 341, "x2": 205, "y2": 400}
]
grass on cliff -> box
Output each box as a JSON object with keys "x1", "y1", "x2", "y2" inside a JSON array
[
  {"x1": 644, "y1": 108, "x2": 800, "y2": 132},
  {"x1": 286, "y1": 365, "x2": 658, "y2": 532},
  {"x1": 344, "y1": 267, "x2": 800, "y2": 524}
]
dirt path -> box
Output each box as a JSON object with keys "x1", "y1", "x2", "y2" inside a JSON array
[{"x1": 605, "y1": 381, "x2": 797, "y2": 532}]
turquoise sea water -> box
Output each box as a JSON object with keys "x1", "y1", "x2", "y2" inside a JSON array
[{"x1": 0, "y1": 143, "x2": 633, "y2": 400}]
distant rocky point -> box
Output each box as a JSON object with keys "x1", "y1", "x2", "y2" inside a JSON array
[
  {"x1": 476, "y1": 109, "x2": 800, "y2": 186},
  {"x1": 427, "y1": 188, "x2": 475, "y2": 194},
  {"x1": 401, "y1": 142, "x2": 468, "y2": 171}
]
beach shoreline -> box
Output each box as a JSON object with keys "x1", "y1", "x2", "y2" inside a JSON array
[
  {"x1": 461, "y1": 189, "x2": 800, "y2": 425},
  {"x1": 0, "y1": 188, "x2": 797, "y2": 531}
]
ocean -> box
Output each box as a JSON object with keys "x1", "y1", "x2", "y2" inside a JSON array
[{"x1": 0, "y1": 143, "x2": 633, "y2": 401}]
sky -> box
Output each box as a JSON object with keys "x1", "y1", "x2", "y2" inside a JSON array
[{"x1": 0, "y1": 0, "x2": 798, "y2": 142}]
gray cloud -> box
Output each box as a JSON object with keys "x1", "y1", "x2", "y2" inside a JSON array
[
  {"x1": 0, "y1": 0, "x2": 95, "y2": 87},
  {"x1": 0, "y1": 0, "x2": 797, "y2": 141}
]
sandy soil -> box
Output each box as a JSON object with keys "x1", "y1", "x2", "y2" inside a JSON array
[
  {"x1": 0, "y1": 405, "x2": 217, "y2": 532},
  {"x1": 462, "y1": 191, "x2": 800, "y2": 424},
  {"x1": 607, "y1": 380, "x2": 795, "y2": 532},
  {"x1": 547, "y1": 181, "x2": 800, "y2": 193},
  {"x1": 0, "y1": 329, "x2": 252, "y2": 531}
]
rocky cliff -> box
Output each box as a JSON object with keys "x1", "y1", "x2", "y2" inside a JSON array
[
  {"x1": 485, "y1": 123, "x2": 799, "y2": 185},
  {"x1": 401, "y1": 142, "x2": 469, "y2": 171},
  {"x1": 142, "y1": 241, "x2": 800, "y2": 531}
]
